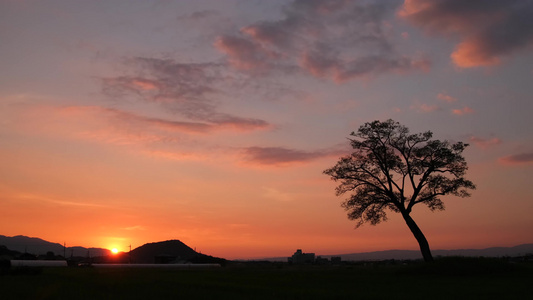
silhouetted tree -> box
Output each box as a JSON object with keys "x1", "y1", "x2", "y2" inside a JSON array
[{"x1": 324, "y1": 120, "x2": 475, "y2": 262}]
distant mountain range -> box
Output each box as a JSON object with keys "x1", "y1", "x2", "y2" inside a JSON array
[
  {"x1": 0, "y1": 235, "x2": 110, "y2": 257},
  {"x1": 261, "y1": 244, "x2": 533, "y2": 262}
]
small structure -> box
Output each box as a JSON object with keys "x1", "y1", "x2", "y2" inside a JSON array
[
  {"x1": 288, "y1": 249, "x2": 315, "y2": 264},
  {"x1": 331, "y1": 256, "x2": 342, "y2": 264},
  {"x1": 315, "y1": 256, "x2": 329, "y2": 265}
]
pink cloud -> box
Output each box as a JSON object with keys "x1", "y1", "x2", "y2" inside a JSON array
[
  {"x1": 469, "y1": 136, "x2": 502, "y2": 149},
  {"x1": 131, "y1": 78, "x2": 160, "y2": 91},
  {"x1": 399, "y1": 0, "x2": 533, "y2": 68},
  {"x1": 452, "y1": 106, "x2": 474, "y2": 115},
  {"x1": 437, "y1": 93, "x2": 457, "y2": 103},
  {"x1": 499, "y1": 152, "x2": 533, "y2": 165},
  {"x1": 411, "y1": 103, "x2": 440, "y2": 113},
  {"x1": 451, "y1": 39, "x2": 501, "y2": 68}
]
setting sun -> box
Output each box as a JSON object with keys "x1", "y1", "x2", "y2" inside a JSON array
[{"x1": 111, "y1": 248, "x2": 119, "y2": 254}]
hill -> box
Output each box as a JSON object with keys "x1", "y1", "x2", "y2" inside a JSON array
[
  {"x1": 0, "y1": 235, "x2": 110, "y2": 257},
  {"x1": 130, "y1": 240, "x2": 198, "y2": 263},
  {"x1": 130, "y1": 240, "x2": 226, "y2": 264}
]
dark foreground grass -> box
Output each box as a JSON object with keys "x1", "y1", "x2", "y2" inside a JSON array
[{"x1": 1, "y1": 258, "x2": 531, "y2": 300}]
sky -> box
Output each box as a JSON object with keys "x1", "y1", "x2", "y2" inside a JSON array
[{"x1": 1, "y1": 0, "x2": 532, "y2": 260}]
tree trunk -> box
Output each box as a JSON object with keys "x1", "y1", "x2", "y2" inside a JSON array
[{"x1": 401, "y1": 212, "x2": 434, "y2": 262}]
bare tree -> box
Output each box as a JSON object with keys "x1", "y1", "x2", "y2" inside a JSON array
[{"x1": 324, "y1": 120, "x2": 475, "y2": 262}]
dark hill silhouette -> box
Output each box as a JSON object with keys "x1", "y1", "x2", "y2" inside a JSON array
[
  {"x1": 131, "y1": 240, "x2": 198, "y2": 263},
  {"x1": 130, "y1": 240, "x2": 226, "y2": 265}
]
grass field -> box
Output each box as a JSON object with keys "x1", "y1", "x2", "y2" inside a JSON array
[{"x1": 1, "y1": 258, "x2": 531, "y2": 299}]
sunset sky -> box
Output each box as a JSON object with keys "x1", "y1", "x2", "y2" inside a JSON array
[{"x1": 1, "y1": 0, "x2": 532, "y2": 259}]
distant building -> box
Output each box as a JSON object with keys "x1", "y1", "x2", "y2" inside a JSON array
[
  {"x1": 315, "y1": 256, "x2": 329, "y2": 265},
  {"x1": 288, "y1": 249, "x2": 315, "y2": 264},
  {"x1": 331, "y1": 256, "x2": 342, "y2": 264}
]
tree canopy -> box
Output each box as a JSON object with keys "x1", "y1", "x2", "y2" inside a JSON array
[{"x1": 324, "y1": 119, "x2": 475, "y2": 261}]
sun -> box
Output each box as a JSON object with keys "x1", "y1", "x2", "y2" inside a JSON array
[{"x1": 111, "y1": 248, "x2": 119, "y2": 254}]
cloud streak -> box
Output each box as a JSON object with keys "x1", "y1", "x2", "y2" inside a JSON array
[
  {"x1": 437, "y1": 93, "x2": 457, "y2": 103},
  {"x1": 411, "y1": 102, "x2": 440, "y2": 113},
  {"x1": 9, "y1": 189, "x2": 109, "y2": 208},
  {"x1": 240, "y1": 146, "x2": 344, "y2": 167},
  {"x1": 400, "y1": 0, "x2": 533, "y2": 67},
  {"x1": 469, "y1": 136, "x2": 502, "y2": 149},
  {"x1": 499, "y1": 152, "x2": 533, "y2": 165},
  {"x1": 122, "y1": 225, "x2": 147, "y2": 231},
  {"x1": 59, "y1": 106, "x2": 254, "y2": 135}
]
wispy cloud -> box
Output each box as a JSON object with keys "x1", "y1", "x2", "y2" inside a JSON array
[
  {"x1": 437, "y1": 93, "x2": 457, "y2": 103},
  {"x1": 469, "y1": 136, "x2": 502, "y2": 149},
  {"x1": 141, "y1": 150, "x2": 210, "y2": 162},
  {"x1": 10, "y1": 190, "x2": 108, "y2": 208},
  {"x1": 58, "y1": 106, "x2": 229, "y2": 136},
  {"x1": 400, "y1": 0, "x2": 533, "y2": 68},
  {"x1": 262, "y1": 187, "x2": 293, "y2": 202},
  {"x1": 122, "y1": 225, "x2": 147, "y2": 231},
  {"x1": 216, "y1": 0, "x2": 428, "y2": 82},
  {"x1": 452, "y1": 106, "x2": 474, "y2": 115},
  {"x1": 214, "y1": 35, "x2": 288, "y2": 74},
  {"x1": 499, "y1": 152, "x2": 533, "y2": 165},
  {"x1": 240, "y1": 146, "x2": 344, "y2": 167},
  {"x1": 411, "y1": 102, "x2": 440, "y2": 113},
  {"x1": 15, "y1": 105, "x2": 252, "y2": 162},
  {"x1": 101, "y1": 57, "x2": 271, "y2": 131},
  {"x1": 179, "y1": 9, "x2": 218, "y2": 21},
  {"x1": 17, "y1": 104, "x2": 311, "y2": 165}
]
